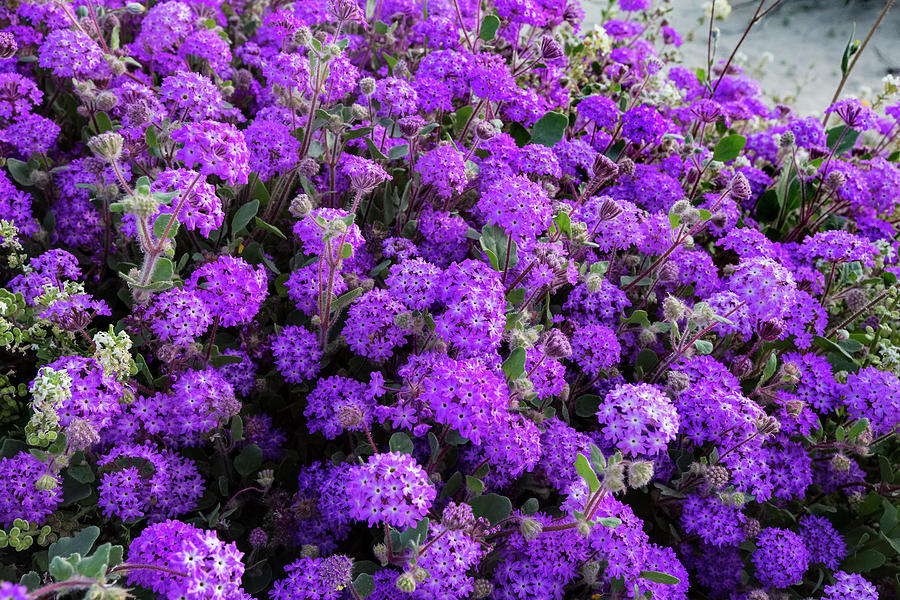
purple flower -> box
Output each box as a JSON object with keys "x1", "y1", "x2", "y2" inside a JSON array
[
  {"x1": 160, "y1": 71, "x2": 224, "y2": 121},
  {"x1": 622, "y1": 104, "x2": 668, "y2": 145},
  {"x1": 147, "y1": 287, "x2": 212, "y2": 346},
  {"x1": 478, "y1": 174, "x2": 553, "y2": 240},
  {"x1": 269, "y1": 325, "x2": 323, "y2": 384},
  {"x1": 823, "y1": 571, "x2": 878, "y2": 600},
  {"x1": 826, "y1": 98, "x2": 878, "y2": 131},
  {"x1": 346, "y1": 452, "x2": 436, "y2": 528},
  {"x1": 344, "y1": 289, "x2": 408, "y2": 361},
  {"x1": 799, "y1": 515, "x2": 846, "y2": 569},
  {"x1": 38, "y1": 28, "x2": 106, "y2": 79},
  {"x1": 0, "y1": 451, "x2": 62, "y2": 527},
  {"x1": 842, "y1": 366, "x2": 900, "y2": 436},
  {"x1": 596, "y1": 383, "x2": 679, "y2": 456},
  {"x1": 751, "y1": 527, "x2": 809, "y2": 588},
  {"x1": 245, "y1": 118, "x2": 301, "y2": 181},
  {"x1": 271, "y1": 555, "x2": 353, "y2": 600},
  {"x1": 578, "y1": 95, "x2": 621, "y2": 129},
  {"x1": 126, "y1": 520, "x2": 251, "y2": 600},
  {"x1": 571, "y1": 323, "x2": 621, "y2": 378},
  {"x1": 681, "y1": 494, "x2": 745, "y2": 547},
  {"x1": 187, "y1": 256, "x2": 267, "y2": 327},
  {"x1": 0, "y1": 582, "x2": 27, "y2": 600},
  {"x1": 305, "y1": 376, "x2": 373, "y2": 439},
  {"x1": 416, "y1": 144, "x2": 467, "y2": 199},
  {"x1": 172, "y1": 120, "x2": 250, "y2": 185}
]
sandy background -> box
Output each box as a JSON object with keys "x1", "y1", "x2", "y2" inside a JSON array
[{"x1": 582, "y1": 0, "x2": 900, "y2": 115}]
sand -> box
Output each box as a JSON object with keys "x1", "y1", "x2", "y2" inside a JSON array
[{"x1": 582, "y1": 0, "x2": 900, "y2": 115}]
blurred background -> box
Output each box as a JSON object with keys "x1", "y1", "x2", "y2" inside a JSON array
[{"x1": 582, "y1": 0, "x2": 900, "y2": 114}]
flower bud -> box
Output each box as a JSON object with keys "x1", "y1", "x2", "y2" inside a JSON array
[
  {"x1": 597, "y1": 196, "x2": 623, "y2": 221},
  {"x1": 731, "y1": 355, "x2": 753, "y2": 380},
  {"x1": 541, "y1": 329, "x2": 572, "y2": 359},
  {"x1": 475, "y1": 120, "x2": 497, "y2": 141},
  {"x1": 592, "y1": 155, "x2": 619, "y2": 186},
  {"x1": 35, "y1": 474, "x2": 59, "y2": 491},
  {"x1": 298, "y1": 158, "x2": 320, "y2": 178},
  {"x1": 350, "y1": 103, "x2": 368, "y2": 121},
  {"x1": 759, "y1": 318, "x2": 784, "y2": 342},
  {"x1": 575, "y1": 517, "x2": 592, "y2": 538},
  {"x1": 784, "y1": 400, "x2": 805, "y2": 418},
  {"x1": 300, "y1": 544, "x2": 319, "y2": 558},
  {"x1": 519, "y1": 517, "x2": 543, "y2": 541},
  {"x1": 289, "y1": 194, "x2": 314, "y2": 218},
  {"x1": 617, "y1": 156, "x2": 635, "y2": 176},
  {"x1": 743, "y1": 517, "x2": 760, "y2": 539},
  {"x1": 584, "y1": 272, "x2": 605, "y2": 293},
  {"x1": 293, "y1": 26, "x2": 313, "y2": 46},
  {"x1": 472, "y1": 579, "x2": 493, "y2": 599},
  {"x1": 359, "y1": 77, "x2": 376, "y2": 96},
  {"x1": 395, "y1": 573, "x2": 417, "y2": 593},
  {"x1": 779, "y1": 130, "x2": 795, "y2": 148},
  {"x1": 627, "y1": 460, "x2": 654, "y2": 488},
  {"x1": 257, "y1": 469, "x2": 275, "y2": 489},
  {"x1": 29, "y1": 170, "x2": 50, "y2": 189},
  {"x1": 540, "y1": 36, "x2": 564, "y2": 61},
  {"x1": 373, "y1": 543, "x2": 389, "y2": 565},
  {"x1": 87, "y1": 132, "x2": 124, "y2": 162},
  {"x1": 747, "y1": 590, "x2": 769, "y2": 600},
  {"x1": 666, "y1": 370, "x2": 690, "y2": 393},
  {"x1": 581, "y1": 561, "x2": 601, "y2": 585},
  {"x1": 663, "y1": 295, "x2": 687, "y2": 322},
  {"x1": 831, "y1": 453, "x2": 851, "y2": 472},
  {"x1": 337, "y1": 404, "x2": 364, "y2": 429},
  {"x1": 705, "y1": 464, "x2": 729, "y2": 490},
  {"x1": 729, "y1": 172, "x2": 751, "y2": 202},
  {"x1": 825, "y1": 170, "x2": 847, "y2": 190}
]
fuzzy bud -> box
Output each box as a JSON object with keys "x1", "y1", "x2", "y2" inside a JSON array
[
  {"x1": 359, "y1": 77, "x2": 376, "y2": 96},
  {"x1": 666, "y1": 370, "x2": 690, "y2": 393},
  {"x1": 66, "y1": 419, "x2": 100, "y2": 451},
  {"x1": 337, "y1": 404, "x2": 364, "y2": 429},
  {"x1": 575, "y1": 517, "x2": 592, "y2": 538},
  {"x1": 350, "y1": 103, "x2": 368, "y2": 121},
  {"x1": 395, "y1": 573, "x2": 416, "y2": 593},
  {"x1": 759, "y1": 318, "x2": 784, "y2": 342},
  {"x1": 540, "y1": 36, "x2": 564, "y2": 61},
  {"x1": 87, "y1": 131, "x2": 124, "y2": 162},
  {"x1": 29, "y1": 170, "x2": 50, "y2": 189},
  {"x1": 257, "y1": 469, "x2": 275, "y2": 489},
  {"x1": 519, "y1": 517, "x2": 543, "y2": 541},
  {"x1": 731, "y1": 355, "x2": 753, "y2": 380},
  {"x1": 638, "y1": 327, "x2": 657, "y2": 347},
  {"x1": 475, "y1": 120, "x2": 497, "y2": 141},
  {"x1": 755, "y1": 415, "x2": 781, "y2": 437},
  {"x1": 747, "y1": 590, "x2": 769, "y2": 600},
  {"x1": 584, "y1": 272, "x2": 605, "y2": 293},
  {"x1": 602, "y1": 462, "x2": 626, "y2": 493},
  {"x1": 825, "y1": 170, "x2": 847, "y2": 190},
  {"x1": 663, "y1": 295, "x2": 687, "y2": 322},
  {"x1": 300, "y1": 544, "x2": 319, "y2": 558},
  {"x1": 831, "y1": 453, "x2": 851, "y2": 472},
  {"x1": 293, "y1": 26, "x2": 313, "y2": 46},
  {"x1": 298, "y1": 158, "x2": 320, "y2": 179},
  {"x1": 597, "y1": 196, "x2": 623, "y2": 221},
  {"x1": 779, "y1": 130, "x2": 795, "y2": 148},
  {"x1": 472, "y1": 580, "x2": 493, "y2": 599},
  {"x1": 627, "y1": 460, "x2": 654, "y2": 488},
  {"x1": 705, "y1": 464, "x2": 729, "y2": 490},
  {"x1": 35, "y1": 474, "x2": 59, "y2": 492},
  {"x1": 592, "y1": 155, "x2": 620, "y2": 185},
  {"x1": 846, "y1": 288, "x2": 867, "y2": 313},
  {"x1": 617, "y1": 156, "x2": 635, "y2": 177},
  {"x1": 729, "y1": 172, "x2": 751, "y2": 202},
  {"x1": 658, "y1": 261, "x2": 679, "y2": 282},
  {"x1": 373, "y1": 544, "x2": 389, "y2": 565},
  {"x1": 743, "y1": 517, "x2": 761, "y2": 539},
  {"x1": 96, "y1": 91, "x2": 118, "y2": 111},
  {"x1": 541, "y1": 329, "x2": 572, "y2": 359},
  {"x1": 289, "y1": 194, "x2": 314, "y2": 219}
]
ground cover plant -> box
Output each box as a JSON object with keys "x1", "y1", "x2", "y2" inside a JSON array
[{"x1": 0, "y1": 0, "x2": 899, "y2": 598}]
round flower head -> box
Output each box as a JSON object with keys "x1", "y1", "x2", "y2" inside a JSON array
[
  {"x1": 751, "y1": 527, "x2": 809, "y2": 589},
  {"x1": 799, "y1": 515, "x2": 846, "y2": 569},
  {"x1": 38, "y1": 28, "x2": 105, "y2": 79},
  {"x1": 537, "y1": 418, "x2": 593, "y2": 490},
  {"x1": 150, "y1": 368, "x2": 241, "y2": 446},
  {"x1": 386, "y1": 258, "x2": 442, "y2": 310},
  {"x1": 187, "y1": 256, "x2": 267, "y2": 327},
  {"x1": 0, "y1": 582, "x2": 27, "y2": 600},
  {"x1": 571, "y1": 323, "x2": 621, "y2": 378},
  {"x1": 578, "y1": 94, "x2": 620, "y2": 129},
  {"x1": 596, "y1": 383, "x2": 679, "y2": 456},
  {"x1": 245, "y1": 118, "x2": 301, "y2": 181},
  {"x1": 270, "y1": 555, "x2": 354, "y2": 600},
  {"x1": 305, "y1": 376, "x2": 374, "y2": 439},
  {"x1": 416, "y1": 144, "x2": 467, "y2": 199},
  {"x1": 172, "y1": 120, "x2": 250, "y2": 185},
  {"x1": 826, "y1": 98, "x2": 878, "y2": 131},
  {"x1": 842, "y1": 366, "x2": 900, "y2": 436},
  {"x1": 621, "y1": 104, "x2": 668, "y2": 145},
  {"x1": 681, "y1": 494, "x2": 746, "y2": 547},
  {"x1": 0, "y1": 451, "x2": 62, "y2": 527},
  {"x1": 147, "y1": 287, "x2": 212, "y2": 346},
  {"x1": 728, "y1": 256, "x2": 797, "y2": 323},
  {"x1": 160, "y1": 71, "x2": 223, "y2": 121},
  {"x1": 293, "y1": 207, "x2": 365, "y2": 257},
  {"x1": 0, "y1": 113, "x2": 60, "y2": 156},
  {"x1": 40, "y1": 355, "x2": 123, "y2": 434},
  {"x1": 517, "y1": 143, "x2": 562, "y2": 179},
  {"x1": 126, "y1": 520, "x2": 251, "y2": 600},
  {"x1": 823, "y1": 571, "x2": 878, "y2": 600},
  {"x1": 800, "y1": 229, "x2": 879, "y2": 267},
  {"x1": 269, "y1": 325, "x2": 322, "y2": 384},
  {"x1": 478, "y1": 174, "x2": 553, "y2": 240},
  {"x1": 285, "y1": 263, "x2": 349, "y2": 316},
  {"x1": 152, "y1": 169, "x2": 224, "y2": 237},
  {"x1": 98, "y1": 443, "x2": 203, "y2": 522},
  {"x1": 343, "y1": 289, "x2": 408, "y2": 361},
  {"x1": 346, "y1": 452, "x2": 436, "y2": 528}
]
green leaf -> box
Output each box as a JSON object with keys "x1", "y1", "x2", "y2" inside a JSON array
[
  {"x1": 234, "y1": 444, "x2": 262, "y2": 476},
  {"x1": 712, "y1": 134, "x2": 746, "y2": 162},
  {"x1": 841, "y1": 548, "x2": 885, "y2": 572},
  {"x1": 6, "y1": 158, "x2": 31, "y2": 186},
  {"x1": 479, "y1": 14, "x2": 501, "y2": 41},
  {"x1": 575, "y1": 453, "x2": 600, "y2": 493},
  {"x1": 330, "y1": 287, "x2": 364, "y2": 314},
  {"x1": 253, "y1": 217, "x2": 286, "y2": 240},
  {"x1": 68, "y1": 465, "x2": 94, "y2": 484},
  {"x1": 826, "y1": 125, "x2": 860, "y2": 155},
  {"x1": 755, "y1": 189, "x2": 780, "y2": 223},
  {"x1": 639, "y1": 570, "x2": 681, "y2": 585},
  {"x1": 77, "y1": 543, "x2": 111, "y2": 578},
  {"x1": 151, "y1": 258, "x2": 174, "y2": 283},
  {"x1": 389, "y1": 432, "x2": 414, "y2": 455},
  {"x1": 364, "y1": 137, "x2": 388, "y2": 160},
  {"x1": 466, "y1": 475, "x2": 484, "y2": 496},
  {"x1": 668, "y1": 212, "x2": 681, "y2": 229},
  {"x1": 698, "y1": 209, "x2": 712, "y2": 221},
  {"x1": 397, "y1": 518, "x2": 430, "y2": 549},
  {"x1": 152, "y1": 213, "x2": 180, "y2": 239},
  {"x1": 345, "y1": 127, "x2": 373, "y2": 140},
  {"x1": 353, "y1": 573, "x2": 375, "y2": 599},
  {"x1": 340, "y1": 243, "x2": 353, "y2": 260},
  {"x1": 522, "y1": 498, "x2": 539, "y2": 514},
  {"x1": 230, "y1": 416, "x2": 244, "y2": 444},
  {"x1": 531, "y1": 111, "x2": 569, "y2": 147},
  {"x1": 761, "y1": 352, "x2": 777, "y2": 382},
  {"x1": 388, "y1": 143, "x2": 410, "y2": 160},
  {"x1": 502, "y1": 347, "x2": 527, "y2": 381},
  {"x1": 469, "y1": 493, "x2": 512, "y2": 525},
  {"x1": 49, "y1": 556, "x2": 74, "y2": 581},
  {"x1": 575, "y1": 394, "x2": 602, "y2": 417},
  {"x1": 848, "y1": 418, "x2": 869, "y2": 439},
  {"x1": 480, "y1": 225, "x2": 518, "y2": 273},
  {"x1": 95, "y1": 111, "x2": 114, "y2": 134},
  {"x1": 635, "y1": 349, "x2": 658, "y2": 372},
  {"x1": 693, "y1": 340, "x2": 714, "y2": 355},
  {"x1": 49, "y1": 527, "x2": 100, "y2": 562},
  {"x1": 210, "y1": 354, "x2": 243, "y2": 367},
  {"x1": 840, "y1": 23, "x2": 857, "y2": 75},
  {"x1": 231, "y1": 199, "x2": 260, "y2": 235}
]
